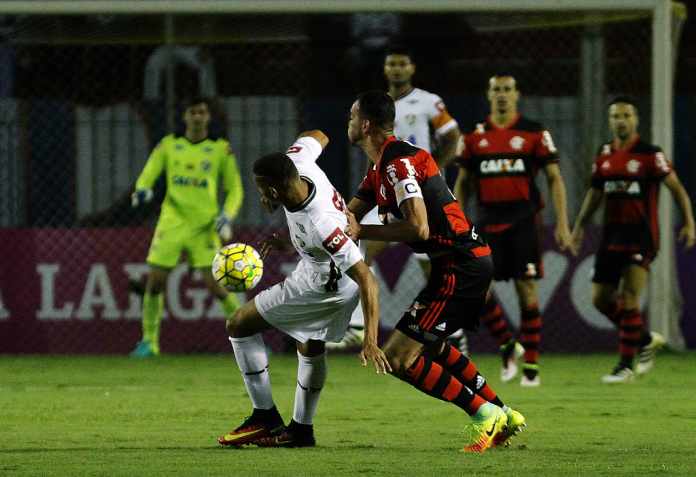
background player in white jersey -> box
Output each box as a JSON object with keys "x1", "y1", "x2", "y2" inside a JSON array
[
  {"x1": 385, "y1": 44, "x2": 460, "y2": 164},
  {"x1": 331, "y1": 44, "x2": 462, "y2": 351},
  {"x1": 218, "y1": 130, "x2": 390, "y2": 448}
]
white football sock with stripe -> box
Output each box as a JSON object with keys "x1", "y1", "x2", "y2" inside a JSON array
[
  {"x1": 293, "y1": 351, "x2": 327, "y2": 425},
  {"x1": 229, "y1": 334, "x2": 274, "y2": 410}
]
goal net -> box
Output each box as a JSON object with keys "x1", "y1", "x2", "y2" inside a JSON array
[{"x1": 0, "y1": 1, "x2": 687, "y2": 353}]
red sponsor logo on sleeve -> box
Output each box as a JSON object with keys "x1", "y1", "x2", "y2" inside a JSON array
[
  {"x1": 286, "y1": 145, "x2": 303, "y2": 154},
  {"x1": 322, "y1": 228, "x2": 348, "y2": 254}
]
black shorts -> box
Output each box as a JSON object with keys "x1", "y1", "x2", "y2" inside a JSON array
[
  {"x1": 592, "y1": 249, "x2": 655, "y2": 286},
  {"x1": 395, "y1": 253, "x2": 493, "y2": 344},
  {"x1": 484, "y1": 213, "x2": 543, "y2": 281}
]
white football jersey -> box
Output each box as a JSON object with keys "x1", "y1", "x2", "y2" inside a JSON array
[
  {"x1": 283, "y1": 136, "x2": 363, "y2": 277},
  {"x1": 393, "y1": 87, "x2": 458, "y2": 153}
]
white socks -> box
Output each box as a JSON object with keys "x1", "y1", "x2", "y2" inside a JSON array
[
  {"x1": 293, "y1": 351, "x2": 327, "y2": 425},
  {"x1": 229, "y1": 334, "x2": 274, "y2": 410},
  {"x1": 229, "y1": 335, "x2": 327, "y2": 424}
]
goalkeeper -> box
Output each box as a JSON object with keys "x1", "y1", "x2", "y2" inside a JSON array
[{"x1": 130, "y1": 97, "x2": 243, "y2": 357}]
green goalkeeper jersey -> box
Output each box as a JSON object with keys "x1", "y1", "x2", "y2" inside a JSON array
[{"x1": 135, "y1": 134, "x2": 243, "y2": 229}]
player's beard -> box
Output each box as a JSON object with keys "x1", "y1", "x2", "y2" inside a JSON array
[
  {"x1": 389, "y1": 78, "x2": 409, "y2": 89},
  {"x1": 348, "y1": 127, "x2": 362, "y2": 145},
  {"x1": 495, "y1": 99, "x2": 509, "y2": 113},
  {"x1": 615, "y1": 126, "x2": 630, "y2": 141}
]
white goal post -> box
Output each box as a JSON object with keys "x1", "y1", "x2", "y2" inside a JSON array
[{"x1": 0, "y1": 0, "x2": 685, "y2": 348}]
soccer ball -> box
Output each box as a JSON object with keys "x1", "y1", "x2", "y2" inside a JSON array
[{"x1": 212, "y1": 243, "x2": 264, "y2": 292}]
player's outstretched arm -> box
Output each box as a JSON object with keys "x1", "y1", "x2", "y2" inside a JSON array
[
  {"x1": 345, "y1": 260, "x2": 391, "y2": 375},
  {"x1": 544, "y1": 163, "x2": 572, "y2": 252},
  {"x1": 258, "y1": 233, "x2": 292, "y2": 259},
  {"x1": 570, "y1": 188, "x2": 604, "y2": 255},
  {"x1": 663, "y1": 171, "x2": 696, "y2": 249},
  {"x1": 347, "y1": 197, "x2": 429, "y2": 243},
  {"x1": 297, "y1": 130, "x2": 329, "y2": 150}
]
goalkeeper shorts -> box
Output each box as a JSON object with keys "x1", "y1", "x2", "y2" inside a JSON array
[{"x1": 146, "y1": 222, "x2": 221, "y2": 269}]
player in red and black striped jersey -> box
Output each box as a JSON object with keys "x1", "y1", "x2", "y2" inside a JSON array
[
  {"x1": 345, "y1": 90, "x2": 526, "y2": 452},
  {"x1": 454, "y1": 74, "x2": 573, "y2": 386},
  {"x1": 330, "y1": 45, "x2": 463, "y2": 353},
  {"x1": 354, "y1": 136, "x2": 488, "y2": 259},
  {"x1": 572, "y1": 97, "x2": 695, "y2": 383}
]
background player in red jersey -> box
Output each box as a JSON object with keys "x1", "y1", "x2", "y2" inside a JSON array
[
  {"x1": 571, "y1": 97, "x2": 695, "y2": 383},
  {"x1": 454, "y1": 74, "x2": 573, "y2": 386},
  {"x1": 345, "y1": 90, "x2": 525, "y2": 453}
]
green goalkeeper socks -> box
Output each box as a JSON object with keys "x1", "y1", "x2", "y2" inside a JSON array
[
  {"x1": 142, "y1": 291, "x2": 164, "y2": 353},
  {"x1": 220, "y1": 292, "x2": 241, "y2": 318},
  {"x1": 140, "y1": 292, "x2": 238, "y2": 351}
]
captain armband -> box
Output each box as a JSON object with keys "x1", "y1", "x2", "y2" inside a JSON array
[{"x1": 394, "y1": 177, "x2": 423, "y2": 206}]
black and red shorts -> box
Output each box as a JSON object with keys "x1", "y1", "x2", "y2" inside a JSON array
[
  {"x1": 592, "y1": 249, "x2": 656, "y2": 286},
  {"x1": 483, "y1": 213, "x2": 543, "y2": 281},
  {"x1": 395, "y1": 253, "x2": 493, "y2": 344}
]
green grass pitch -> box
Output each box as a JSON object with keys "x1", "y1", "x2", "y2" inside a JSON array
[{"x1": 2, "y1": 352, "x2": 696, "y2": 476}]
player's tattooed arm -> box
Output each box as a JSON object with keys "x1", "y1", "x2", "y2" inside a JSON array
[
  {"x1": 663, "y1": 171, "x2": 696, "y2": 249},
  {"x1": 345, "y1": 260, "x2": 391, "y2": 375},
  {"x1": 570, "y1": 188, "x2": 604, "y2": 254}
]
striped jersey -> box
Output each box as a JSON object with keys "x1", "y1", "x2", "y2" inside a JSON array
[
  {"x1": 591, "y1": 136, "x2": 671, "y2": 253},
  {"x1": 456, "y1": 115, "x2": 558, "y2": 229},
  {"x1": 355, "y1": 136, "x2": 489, "y2": 258}
]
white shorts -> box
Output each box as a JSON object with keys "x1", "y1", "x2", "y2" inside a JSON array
[{"x1": 254, "y1": 259, "x2": 359, "y2": 343}]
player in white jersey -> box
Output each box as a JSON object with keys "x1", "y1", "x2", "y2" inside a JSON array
[
  {"x1": 393, "y1": 88, "x2": 458, "y2": 156},
  {"x1": 218, "y1": 130, "x2": 390, "y2": 448},
  {"x1": 330, "y1": 44, "x2": 463, "y2": 351},
  {"x1": 386, "y1": 44, "x2": 460, "y2": 163}
]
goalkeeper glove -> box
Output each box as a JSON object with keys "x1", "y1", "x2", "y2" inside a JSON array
[
  {"x1": 216, "y1": 213, "x2": 234, "y2": 242},
  {"x1": 131, "y1": 188, "x2": 153, "y2": 208}
]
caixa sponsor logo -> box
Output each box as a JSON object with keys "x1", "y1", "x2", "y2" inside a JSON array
[
  {"x1": 480, "y1": 158, "x2": 526, "y2": 174},
  {"x1": 604, "y1": 180, "x2": 641, "y2": 195},
  {"x1": 172, "y1": 175, "x2": 209, "y2": 188}
]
